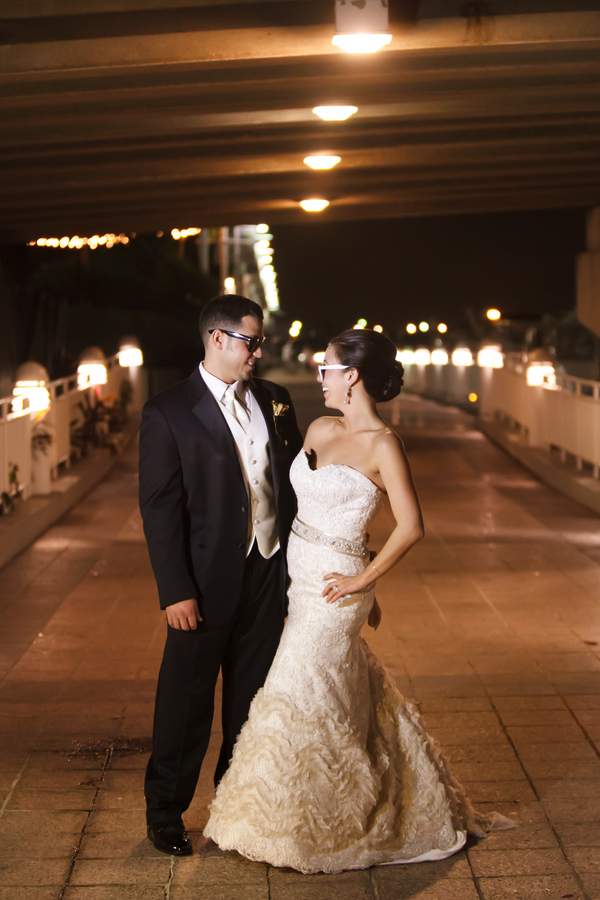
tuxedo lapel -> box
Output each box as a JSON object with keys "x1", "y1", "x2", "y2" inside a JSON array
[
  {"x1": 188, "y1": 369, "x2": 245, "y2": 487},
  {"x1": 249, "y1": 379, "x2": 282, "y2": 502}
]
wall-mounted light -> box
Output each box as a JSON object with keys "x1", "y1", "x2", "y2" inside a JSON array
[
  {"x1": 118, "y1": 336, "x2": 143, "y2": 368},
  {"x1": 526, "y1": 363, "x2": 556, "y2": 386},
  {"x1": 304, "y1": 156, "x2": 341, "y2": 170},
  {"x1": 451, "y1": 348, "x2": 474, "y2": 367},
  {"x1": 477, "y1": 345, "x2": 504, "y2": 369},
  {"x1": 313, "y1": 106, "x2": 358, "y2": 121},
  {"x1": 414, "y1": 349, "x2": 431, "y2": 365},
  {"x1": 431, "y1": 349, "x2": 449, "y2": 366},
  {"x1": 13, "y1": 361, "x2": 51, "y2": 419},
  {"x1": 77, "y1": 347, "x2": 108, "y2": 388},
  {"x1": 300, "y1": 199, "x2": 330, "y2": 212},
  {"x1": 397, "y1": 349, "x2": 415, "y2": 364},
  {"x1": 333, "y1": 0, "x2": 392, "y2": 53}
]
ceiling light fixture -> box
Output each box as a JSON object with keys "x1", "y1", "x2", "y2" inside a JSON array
[
  {"x1": 333, "y1": 0, "x2": 392, "y2": 54},
  {"x1": 312, "y1": 106, "x2": 357, "y2": 121},
  {"x1": 304, "y1": 155, "x2": 341, "y2": 170},
  {"x1": 299, "y1": 199, "x2": 330, "y2": 212}
]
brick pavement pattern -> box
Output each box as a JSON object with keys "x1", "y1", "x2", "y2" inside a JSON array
[{"x1": 1, "y1": 386, "x2": 600, "y2": 899}]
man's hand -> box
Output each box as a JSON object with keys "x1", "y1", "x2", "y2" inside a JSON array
[{"x1": 166, "y1": 598, "x2": 202, "y2": 631}]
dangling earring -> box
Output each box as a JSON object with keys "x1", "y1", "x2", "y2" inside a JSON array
[{"x1": 344, "y1": 381, "x2": 352, "y2": 405}]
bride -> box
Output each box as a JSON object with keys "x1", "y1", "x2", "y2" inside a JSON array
[{"x1": 204, "y1": 328, "x2": 513, "y2": 874}]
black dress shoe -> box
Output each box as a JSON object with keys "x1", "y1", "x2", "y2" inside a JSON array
[{"x1": 147, "y1": 822, "x2": 193, "y2": 856}]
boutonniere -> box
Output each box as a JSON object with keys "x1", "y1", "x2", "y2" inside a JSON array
[{"x1": 272, "y1": 401, "x2": 289, "y2": 419}]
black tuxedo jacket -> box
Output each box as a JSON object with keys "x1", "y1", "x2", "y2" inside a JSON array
[{"x1": 139, "y1": 367, "x2": 303, "y2": 626}]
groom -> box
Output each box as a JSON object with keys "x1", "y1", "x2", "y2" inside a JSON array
[{"x1": 139, "y1": 294, "x2": 303, "y2": 855}]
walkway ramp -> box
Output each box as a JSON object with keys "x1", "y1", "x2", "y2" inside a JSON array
[{"x1": 1, "y1": 388, "x2": 600, "y2": 899}]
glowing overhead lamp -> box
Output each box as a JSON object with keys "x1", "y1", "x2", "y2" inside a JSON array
[
  {"x1": 431, "y1": 349, "x2": 449, "y2": 366},
  {"x1": 486, "y1": 308, "x2": 501, "y2": 321},
  {"x1": 406, "y1": 323, "x2": 417, "y2": 334},
  {"x1": 418, "y1": 322, "x2": 429, "y2": 332},
  {"x1": 256, "y1": 224, "x2": 269, "y2": 234},
  {"x1": 354, "y1": 318, "x2": 367, "y2": 329},
  {"x1": 438, "y1": 323, "x2": 448, "y2": 333},
  {"x1": 289, "y1": 320, "x2": 302, "y2": 338},
  {"x1": 373, "y1": 325, "x2": 383, "y2": 333},
  {"x1": 300, "y1": 199, "x2": 330, "y2": 212},
  {"x1": 333, "y1": 0, "x2": 391, "y2": 53},
  {"x1": 312, "y1": 106, "x2": 358, "y2": 121},
  {"x1": 13, "y1": 362, "x2": 51, "y2": 419},
  {"x1": 118, "y1": 336, "x2": 143, "y2": 368},
  {"x1": 77, "y1": 347, "x2": 108, "y2": 388},
  {"x1": 304, "y1": 155, "x2": 341, "y2": 170},
  {"x1": 451, "y1": 348, "x2": 474, "y2": 367}
]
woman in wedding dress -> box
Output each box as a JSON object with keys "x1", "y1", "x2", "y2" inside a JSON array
[{"x1": 204, "y1": 328, "x2": 513, "y2": 874}]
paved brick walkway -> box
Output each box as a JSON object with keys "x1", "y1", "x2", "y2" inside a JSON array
[{"x1": 2, "y1": 384, "x2": 600, "y2": 899}]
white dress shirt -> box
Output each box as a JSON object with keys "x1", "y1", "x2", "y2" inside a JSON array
[{"x1": 199, "y1": 363, "x2": 279, "y2": 559}]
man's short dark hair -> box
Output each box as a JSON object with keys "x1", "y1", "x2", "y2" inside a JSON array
[{"x1": 199, "y1": 295, "x2": 264, "y2": 348}]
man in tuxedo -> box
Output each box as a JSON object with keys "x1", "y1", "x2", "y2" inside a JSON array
[{"x1": 140, "y1": 294, "x2": 303, "y2": 855}]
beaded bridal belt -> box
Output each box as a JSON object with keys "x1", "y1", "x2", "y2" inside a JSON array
[{"x1": 291, "y1": 517, "x2": 370, "y2": 559}]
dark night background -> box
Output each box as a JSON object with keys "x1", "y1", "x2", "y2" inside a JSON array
[{"x1": 273, "y1": 208, "x2": 587, "y2": 337}]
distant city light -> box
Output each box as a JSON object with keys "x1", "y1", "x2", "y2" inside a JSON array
[
  {"x1": 304, "y1": 156, "x2": 341, "y2": 170},
  {"x1": 171, "y1": 228, "x2": 201, "y2": 240},
  {"x1": 431, "y1": 349, "x2": 449, "y2": 365},
  {"x1": 289, "y1": 320, "x2": 303, "y2": 338},
  {"x1": 452, "y1": 348, "x2": 474, "y2": 367},
  {"x1": 29, "y1": 233, "x2": 130, "y2": 250},
  {"x1": 256, "y1": 224, "x2": 270, "y2": 233},
  {"x1": 406, "y1": 323, "x2": 417, "y2": 334},
  {"x1": 332, "y1": 33, "x2": 392, "y2": 53},
  {"x1": 486, "y1": 308, "x2": 501, "y2": 321},
  {"x1": 414, "y1": 349, "x2": 431, "y2": 365},
  {"x1": 468, "y1": 393, "x2": 478, "y2": 402},
  {"x1": 438, "y1": 323, "x2": 448, "y2": 333},
  {"x1": 373, "y1": 325, "x2": 383, "y2": 333},
  {"x1": 312, "y1": 106, "x2": 358, "y2": 121},
  {"x1": 298, "y1": 352, "x2": 307, "y2": 362},
  {"x1": 299, "y1": 199, "x2": 330, "y2": 212},
  {"x1": 418, "y1": 322, "x2": 429, "y2": 332}
]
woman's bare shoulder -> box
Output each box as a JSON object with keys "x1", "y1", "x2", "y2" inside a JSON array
[
  {"x1": 304, "y1": 416, "x2": 342, "y2": 443},
  {"x1": 372, "y1": 427, "x2": 407, "y2": 462}
]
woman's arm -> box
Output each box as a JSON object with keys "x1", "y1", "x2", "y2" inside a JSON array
[{"x1": 323, "y1": 432, "x2": 424, "y2": 602}]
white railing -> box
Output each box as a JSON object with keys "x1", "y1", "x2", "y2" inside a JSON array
[
  {"x1": 0, "y1": 355, "x2": 144, "y2": 501},
  {"x1": 402, "y1": 350, "x2": 600, "y2": 477}
]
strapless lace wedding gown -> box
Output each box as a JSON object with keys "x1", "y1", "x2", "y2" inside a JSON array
[{"x1": 204, "y1": 452, "x2": 512, "y2": 874}]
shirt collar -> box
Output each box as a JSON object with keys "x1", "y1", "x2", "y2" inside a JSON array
[{"x1": 199, "y1": 362, "x2": 248, "y2": 405}]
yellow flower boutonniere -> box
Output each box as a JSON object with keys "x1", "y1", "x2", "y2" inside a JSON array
[{"x1": 272, "y1": 401, "x2": 289, "y2": 418}]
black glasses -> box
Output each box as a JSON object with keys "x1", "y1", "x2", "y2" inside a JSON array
[{"x1": 208, "y1": 329, "x2": 266, "y2": 354}]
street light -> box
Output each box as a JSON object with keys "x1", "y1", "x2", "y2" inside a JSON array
[{"x1": 332, "y1": 0, "x2": 392, "y2": 53}]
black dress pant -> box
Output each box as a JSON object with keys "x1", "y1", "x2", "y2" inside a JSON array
[{"x1": 145, "y1": 544, "x2": 284, "y2": 826}]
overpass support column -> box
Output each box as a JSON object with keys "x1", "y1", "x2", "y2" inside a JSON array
[{"x1": 577, "y1": 208, "x2": 600, "y2": 338}]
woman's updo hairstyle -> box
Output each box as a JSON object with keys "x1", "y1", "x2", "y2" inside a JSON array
[{"x1": 329, "y1": 328, "x2": 404, "y2": 403}]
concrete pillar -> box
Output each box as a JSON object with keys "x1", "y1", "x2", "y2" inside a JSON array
[{"x1": 577, "y1": 207, "x2": 600, "y2": 337}]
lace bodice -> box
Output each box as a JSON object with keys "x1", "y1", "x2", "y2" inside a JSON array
[{"x1": 290, "y1": 451, "x2": 384, "y2": 544}]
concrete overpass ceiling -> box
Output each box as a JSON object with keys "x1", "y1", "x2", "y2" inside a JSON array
[{"x1": 1, "y1": 0, "x2": 599, "y2": 241}]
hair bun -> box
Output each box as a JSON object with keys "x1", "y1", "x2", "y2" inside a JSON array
[{"x1": 380, "y1": 360, "x2": 404, "y2": 402}]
